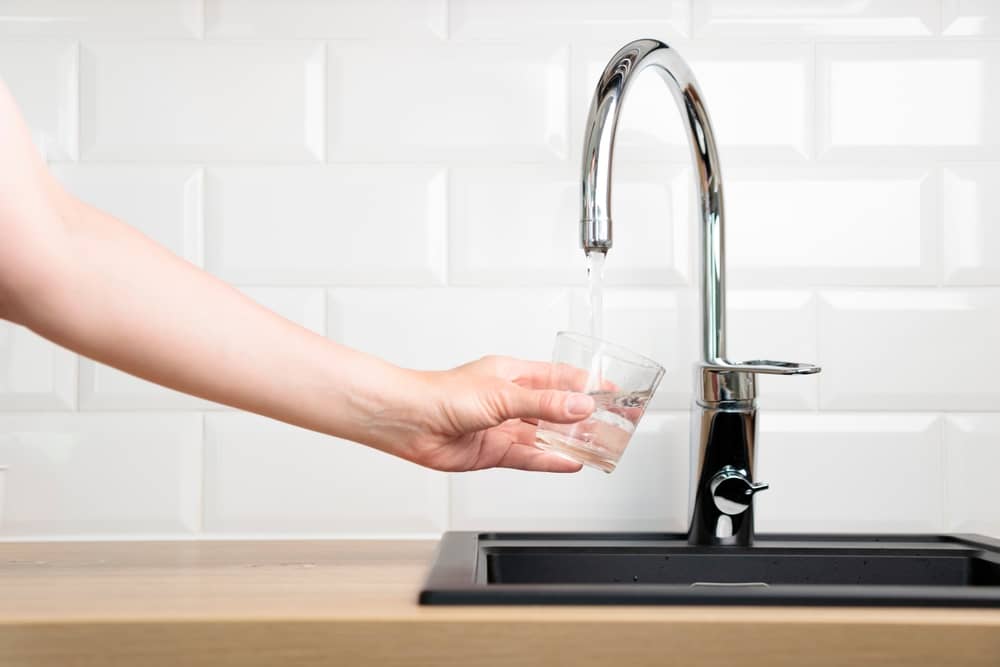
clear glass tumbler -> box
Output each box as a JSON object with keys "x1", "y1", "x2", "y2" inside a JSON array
[{"x1": 534, "y1": 331, "x2": 665, "y2": 473}]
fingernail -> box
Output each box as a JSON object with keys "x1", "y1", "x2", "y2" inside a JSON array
[{"x1": 566, "y1": 393, "x2": 595, "y2": 416}]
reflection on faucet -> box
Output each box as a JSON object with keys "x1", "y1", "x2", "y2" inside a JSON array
[{"x1": 578, "y1": 39, "x2": 821, "y2": 547}]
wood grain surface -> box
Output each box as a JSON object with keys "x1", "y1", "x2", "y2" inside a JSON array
[{"x1": 0, "y1": 540, "x2": 997, "y2": 666}]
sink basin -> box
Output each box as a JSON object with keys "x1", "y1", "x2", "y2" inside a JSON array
[{"x1": 420, "y1": 533, "x2": 1000, "y2": 607}]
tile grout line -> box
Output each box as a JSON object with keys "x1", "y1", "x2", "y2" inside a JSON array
[
  {"x1": 938, "y1": 413, "x2": 949, "y2": 533},
  {"x1": 320, "y1": 40, "x2": 328, "y2": 165},
  {"x1": 813, "y1": 289, "x2": 823, "y2": 411},
  {"x1": 197, "y1": 411, "x2": 207, "y2": 534},
  {"x1": 935, "y1": 164, "x2": 945, "y2": 288},
  {"x1": 811, "y1": 39, "x2": 820, "y2": 164},
  {"x1": 73, "y1": 39, "x2": 81, "y2": 163},
  {"x1": 442, "y1": 166, "x2": 451, "y2": 286}
]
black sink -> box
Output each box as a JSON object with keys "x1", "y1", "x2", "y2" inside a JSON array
[{"x1": 419, "y1": 532, "x2": 1000, "y2": 607}]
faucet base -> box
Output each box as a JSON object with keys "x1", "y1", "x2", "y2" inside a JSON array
[{"x1": 688, "y1": 402, "x2": 761, "y2": 547}]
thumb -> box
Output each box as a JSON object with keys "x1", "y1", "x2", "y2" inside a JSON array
[{"x1": 498, "y1": 386, "x2": 595, "y2": 424}]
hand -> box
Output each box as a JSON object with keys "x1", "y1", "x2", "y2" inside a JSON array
[{"x1": 375, "y1": 356, "x2": 596, "y2": 473}]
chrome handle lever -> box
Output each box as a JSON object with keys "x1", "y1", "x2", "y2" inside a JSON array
[
  {"x1": 699, "y1": 359, "x2": 821, "y2": 404},
  {"x1": 710, "y1": 467, "x2": 769, "y2": 516},
  {"x1": 704, "y1": 359, "x2": 821, "y2": 375}
]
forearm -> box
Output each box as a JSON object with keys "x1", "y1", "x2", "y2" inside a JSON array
[
  {"x1": 0, "y1": 80, "x2": 591, "y2": 474},
  {"x1": 9, "y1": 192, "x2": 420, "y2": 451}
]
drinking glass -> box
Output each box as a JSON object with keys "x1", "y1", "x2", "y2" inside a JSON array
[{"x1": 534, "y1": 331, "x2": 664, "y2": 473}]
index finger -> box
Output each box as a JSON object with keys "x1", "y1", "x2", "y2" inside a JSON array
[{"x1": 496, "y1": 357, "x2": 618, "y2": 394}]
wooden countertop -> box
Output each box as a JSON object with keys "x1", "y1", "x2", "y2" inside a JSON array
[{"x1": 0, "y1": 540, "x2": 997, "y2": 666}]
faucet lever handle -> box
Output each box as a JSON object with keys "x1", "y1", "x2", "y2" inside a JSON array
[
  {"x1": 706, "y1": 359, "x2": 821, "y2": 375},
  {"x1": 710, "y1": 467, "x2": 768, "y2": 516},
  {"x1": 699, "y1": 360, "x2": 820, "y2": 403}
]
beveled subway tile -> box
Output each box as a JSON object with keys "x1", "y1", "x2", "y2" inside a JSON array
[
  {"x1": 819, "y1": 42, "x2": 1000, "y2": 159},
  {"x1": 727, "y1": 291, "x2": 819, "y2": 410},
  {"x1": 943, "y1": 164, "x2": 1000, "y2": 284},
  {"x1": 0, "y1": 413, "x2": 202, "y2": 537},
  {"x1": 327, "y1": 288, "x2": 570, "y2": 371},
  {"x1": 0, "y1": 324, "x2": 76, "y2": 410},
  {"x1": 943, "y1": 0, "x2": 1000, "y2": 36},
  {"x1": 572, "y1": 42, "x2": 812, "y2": 163},
  {"x1": 0, "y1": 40, "x2": 77, "y2": 160},
  {"x1": 449, "y1": 0, "x2": 688, "y2": 41},
  {"x1": 204, "y1": 412, "x2": 447, "y2": 534},
  {"x1": 51, "y1": 165, "x2": 204, "y2": 265},
  {"x1": 0, "y1": 1, "x2": 202, "y2": 37},
  {"x1": 756, "y1": 413, "x2": 944, "y2": 533},
  {"x1": 449, "y1": 163, "x2": 692, "y2": 287},
  {"x1": 79, "y1": 288, "x2": 325, "y2": 411},
  {"x1": 449, "y1": 413, "x2": 689, "y2": 532},
  {"x1": 819, "y1": 290, "x2": 1000, "y2": 410},
  {"x1": 205, "y1": 166, "x2": 445, "y2": 285},
  {"x1": 944, "y1": 415, "x2": 1000, "y2": 538},
  {"x1": 206, "y1": 0, "x2": 445, "y2": 39},
  {"x1": 327, "y1": 42, "x2": 568, "y2": 161},
  {"x1": 695, "y1": 0, "x2": 938, "y2": 37},
  {"x1": 725, "y1": 165, "x2": 937, "y2": 286},
  {"x1": 81, "y1": 42, "x2": 324, "y2": 161}
]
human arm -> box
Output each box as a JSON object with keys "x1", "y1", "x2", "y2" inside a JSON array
[{"x1": 0, "y1": 80, "x2": 592, "y2": 473}]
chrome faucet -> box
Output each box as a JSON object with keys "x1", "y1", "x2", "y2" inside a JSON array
[{"x1": 579, "y1": 39, "x2": 821, "y2": 547}]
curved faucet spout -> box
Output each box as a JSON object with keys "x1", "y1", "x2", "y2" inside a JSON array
[
  {"x1": 579, "y1": 40, "x2": 820, "y2": 547},
  {"x1": 580, "y1": 39, "x2": 726, "y2": 363}
]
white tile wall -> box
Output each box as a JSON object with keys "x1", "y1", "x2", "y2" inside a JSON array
[
  {"x1": 327, "y1": 42, "x2": 569, "y2": 162},
  {"x1": 725, "y1": 166, "x2": 937, "y2": 286},
  {"x1": 204, "y1": 412, "x2": 447, "y2": 535},
  {"x1": 205, "y1": 0, "x2": 446, "y2": 40},
  {"x1": 0, "y1": 325, "x2": 76, "y2": 410},
  {"x1": 0, "y1": 1, "x2": 202, "y2": 38},
  {"x1": 944, "y1": 414, "x2": 1000, "y2": 536},
  {"x1": 1, "y1": 1, "x2": 997, "y2": 540},
  {"x1": 756, "y1": 413, "x2": 944, "y2": 533},
  {"x1": 328, "y1": 288, "x2": 569, "y2": 370},
  {"x1": 695, "y1": 1, "x2": 939, "y2": 37},
  {"x1": 942, "y1": 164, "x2": 1000, "y2": 284},
  {"x1": 0, "y1": 40, "x2": 77, "y2": 160},
  {"x1": 80, "y1": 41, "x2": 325, "y2": 161},
  {"x1": 449, "y1": 0, "x2": 689, "y2": 41},
  {"x1": 819, "y1": 42, "x2": 1000, "y2": 159},
  {"x1": 818, "y1": 290, "x2": 1000, "y2": 411},
  {"x1": 205, "y1": 165, "x2": 446, "y2": 285},
  {"x1": 942, "y1": 0, "x2": 1000, "y2": 36},
  {"x1": 0, "y1": 414, "x2": 202, "y2": 537}
]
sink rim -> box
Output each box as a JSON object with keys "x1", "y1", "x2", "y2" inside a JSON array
[{"x1": 420, "y1": 532, "x2": 1000, "y2": 608}]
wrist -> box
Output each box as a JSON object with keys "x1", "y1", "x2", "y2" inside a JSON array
[{"x1": 326, "y1": 349, "x2": 433, "y2": 456}]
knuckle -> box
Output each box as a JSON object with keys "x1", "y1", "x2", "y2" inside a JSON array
[
  {"x1": 479, "y1": 354, "x2": 513, "y2": 376},
  {"x1": 486, "y1": 386, "x2": 516, "y2": 420},
  {"x1": 537, "y1": 390, "x2": 560, "y2": 417}
]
